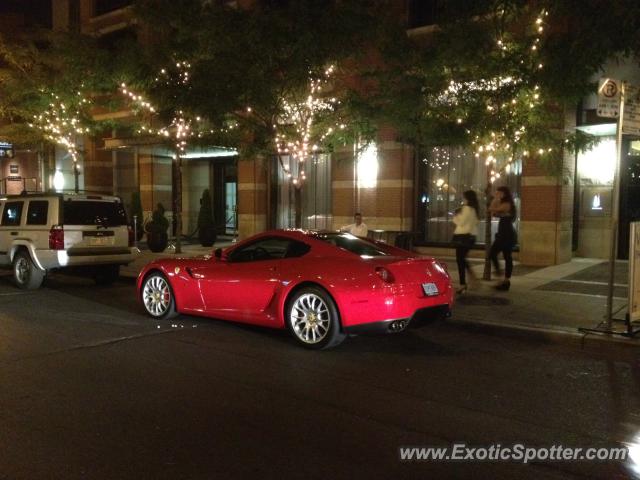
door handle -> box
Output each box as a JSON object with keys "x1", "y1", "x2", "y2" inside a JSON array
[{"x1": 10, "y1": 232, "x2": 18, "y2": 236}]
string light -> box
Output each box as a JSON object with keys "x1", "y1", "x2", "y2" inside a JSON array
[{"x1": 28, "y1": 90, "x2": 91, "y2": 167}]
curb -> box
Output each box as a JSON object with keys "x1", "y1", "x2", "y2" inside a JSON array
[{"x1": 448, "y1": 316, "x2": 639, "y2": 362}]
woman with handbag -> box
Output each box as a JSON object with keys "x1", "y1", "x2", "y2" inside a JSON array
[
  {"x1": 452, "y1": 190, "x2": 480, "y2": 294},
  {"x1": 488, "y1": 186, "x2": 518, "y2": 291}
]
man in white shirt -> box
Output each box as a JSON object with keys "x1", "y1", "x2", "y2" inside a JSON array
[{"x1": 342, "y1": 213, "x2": 368, "y2": 237}]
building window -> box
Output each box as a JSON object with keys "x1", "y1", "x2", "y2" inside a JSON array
[
  {"x1": 416, "y1": 146, "x2": 521, "y2": 245},
  {"x1": 95, "y1": 0, "x2": 132, "y2": 16},
  {"x1": 275, "y1": 154, "x2": 332, "y2": 230}
]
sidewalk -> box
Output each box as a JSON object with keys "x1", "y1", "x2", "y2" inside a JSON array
[{"x1": 440, "y1": 256, "x2": 639, "y2": 358}]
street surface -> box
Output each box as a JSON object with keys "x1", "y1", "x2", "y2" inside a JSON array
[{"x1": 0, "y1": 271, "x2": 638, "y2": 479}]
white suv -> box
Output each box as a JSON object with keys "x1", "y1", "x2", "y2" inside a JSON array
[{"x1": 0, "y1": 193, "x2": 139, "y2": 289}]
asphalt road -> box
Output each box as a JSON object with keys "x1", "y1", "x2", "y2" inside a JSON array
[{"x1": 0, "y1": 272, "x2": 639, "y2": 479}]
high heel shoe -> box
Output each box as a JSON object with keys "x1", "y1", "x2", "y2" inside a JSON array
[
  {"x1": 456, "y1": 285, "x2": 468, "y2": 294},
  {"x1": 494, "y1": 280, "x2": 510, "y2": 291}
]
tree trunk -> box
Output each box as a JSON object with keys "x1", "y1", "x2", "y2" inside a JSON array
[
  {"x1": 483, "y1": 180, "x2": 492, "y2": 280},
  {"x1": 175, "y1": 155, "x2": 183, "y2": 254},
  {"x1": 74, "y1": 161, "x2": 80, "y2": 193},
  {"x1": 294, "y1": 185, "x2": 302, "y2": 228}
]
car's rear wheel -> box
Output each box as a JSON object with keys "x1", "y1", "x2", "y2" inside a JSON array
[
  {"x1": 141, "y1": 272, "x2": 177, "y2": 319},
  {"x1": 286, "y1": 287, "x2": 345, "y2": 350},
  {"x1": 13, "y1": 250, "x2": 45, "y2": 290},
  {"x1": 94, "y1": 265, "x2": 120, "y2": 285}
]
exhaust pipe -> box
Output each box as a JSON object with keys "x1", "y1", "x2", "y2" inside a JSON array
[{"x1": 388, "y1": 320, "x2": 407, "y2": 332}]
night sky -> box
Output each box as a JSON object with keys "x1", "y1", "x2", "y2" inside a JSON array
[{"x1": 0, "y1": 0, "x2": 52, "y2": 28}]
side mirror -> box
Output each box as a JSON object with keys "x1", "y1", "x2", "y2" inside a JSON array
[{"x1": 214, "y1": 248, "x2": 225, "y2": 261}]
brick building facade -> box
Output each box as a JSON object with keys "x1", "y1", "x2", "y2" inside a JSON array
[{"x1": 29, "y1": 0, "x2": 638, "y2": 266}]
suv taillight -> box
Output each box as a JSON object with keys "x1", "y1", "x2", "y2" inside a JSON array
[
  {"x1": 128, "y1": 226, "x2": 134, "y2": 247},
  {"x1": 49, "y1": 225, "x2": 64, "y2": 250}
]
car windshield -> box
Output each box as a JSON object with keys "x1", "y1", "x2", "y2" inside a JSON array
[
  {"x1": 63, "y1": 200, "x2": 128, "y2": 227},
  {"x1": 315, "y1": 233, "x2": 389, "y2": 257}
]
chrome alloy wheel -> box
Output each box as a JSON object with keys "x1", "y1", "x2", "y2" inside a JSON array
[
  {"x1": 143, "y1": 275, "x2": 171, "y2": 317},
  {"x1": 290, "y1": 293, "x2": 331, "y2": 344},
  {"x1": 14, "y1": 256, "x2": 29, "y2": 285}
]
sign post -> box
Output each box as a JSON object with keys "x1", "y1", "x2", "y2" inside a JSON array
[
  {"x1": 598, "y1": 78, "x2": 625, "y2": 328},
  {"x1": 629, "y1": 222, "x2": 640, "y2": 327}
]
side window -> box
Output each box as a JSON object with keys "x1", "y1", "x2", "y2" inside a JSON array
[
  {"x1": 285, "y1": 240, "x2": 311, "y2": 258},
  {"x1": 229, "y1": 237, "x2": 292, "y2": 263},
  {"x1": 26, "y1": 201, "x2": 49, "y2": 225},
  {"x1": 1, "y1": 201, "x2": 24, "y2": 227}
]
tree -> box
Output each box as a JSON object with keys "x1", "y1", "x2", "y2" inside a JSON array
[
  {"x1": 197, "y1": 189, "x2": 215, "y2": 247},
  {"x1": 0, "y1": 28, "x2": 114, "y2": 191},
  {"x1": 132, "y1": 0, "x2": 394, "y2": 226},
  {"x1": 358, "y1": 0, "x2": 640, "y2": 277},
  {"x1": 119, "y1": 60, "x2": 220, "y2": 253}
]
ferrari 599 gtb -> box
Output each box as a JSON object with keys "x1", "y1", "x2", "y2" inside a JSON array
[{"x1": 137, "y1": 230, "x2": 453, "y2": 349}]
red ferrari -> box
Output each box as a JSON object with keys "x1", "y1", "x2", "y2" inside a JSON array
[{"x1": 137, "y1": 230, "x2": 454, "y2": 349}]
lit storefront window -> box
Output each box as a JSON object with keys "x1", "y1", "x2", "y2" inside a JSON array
[
  {"x1": 416, "y1": 146, "x2": 521, "y2": 245},
  {"x1": 276, "y1": 154, "x2": 332, "y2": 230}
]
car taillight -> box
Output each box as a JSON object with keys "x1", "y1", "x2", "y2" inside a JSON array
[
  {"x1": 128, "y1": 226, "x2": 134, "y2": 247},
  {"x1": 49, "y1": 225, "x2": 64, "y2": 250},
  {"x1": 375, "y1": 267, "x2": 395, "y2": 283},
  {"x1": 433, "y1": 260, "x2": 449, "y2": 276}
]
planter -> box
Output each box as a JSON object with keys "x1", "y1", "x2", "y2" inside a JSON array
[
  {"x1": 147, "y1": 231, "x2": 168, "y2": 253},
  {"x1": 199, "y1": 225, "x2": 217, "y2": 247}
]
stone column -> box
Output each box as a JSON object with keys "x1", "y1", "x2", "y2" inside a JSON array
[
  {"x1": 237, "y1": 155, "x2": 268, "y2": 239},
  {"x1": 518, "y1": 110, "x2": 575, "y2": 265}
]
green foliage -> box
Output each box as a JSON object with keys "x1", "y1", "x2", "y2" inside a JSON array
[
  {"x1": 0, "y1": 28, "x2": 116, "y2": 148},
  {"x1": 197, "y1": 189, "x2": 214, "y2": 230},
  {"x1": 148, "y1": 202, "x2": 169, "y2": 234},
  {"x1": 130, "y1": 0, "x2": 397, "y2": 158}
]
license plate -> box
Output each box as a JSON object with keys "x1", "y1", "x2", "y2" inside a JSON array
[
  {"x1": 89, "y1": 236, "x2": 114, "y2": 246},
  {"x1": 422, "y1": 282, "x2": 439, "y2": 296}
]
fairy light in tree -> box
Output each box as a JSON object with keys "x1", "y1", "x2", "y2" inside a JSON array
[
  {"x1": 273, "y1": 64, "x2": 345, "y2": 186},
  {"x1": 28, "y1": 91, "x2": 91, "y2": 170}
]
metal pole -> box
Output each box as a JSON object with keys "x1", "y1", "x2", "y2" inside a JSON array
[
  {"x1": 133, "y1": 215, "x2": 138, "y2": 249},
  {"x1": 606, "y1": 82, "x2": 625, "y2": 327}
]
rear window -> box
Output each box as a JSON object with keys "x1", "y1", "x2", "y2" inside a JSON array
[
  {"x1": 63, "y1": 200, "x2": 128, "y2": 227},
  {"x1": 316, "y1": 233, "x2": 389, "y2": 257}
]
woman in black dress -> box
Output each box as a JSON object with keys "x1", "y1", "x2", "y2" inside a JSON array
[{"x1": 488, "y1": 186, "x2": 517, "y2": 291}]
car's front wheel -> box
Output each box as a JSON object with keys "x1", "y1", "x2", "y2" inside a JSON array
[
  {"x1": 286, "y1": 287, "x2": 345, "y2": 350},
  {"x1": 13, "y1": 250, "x2": 45, "y2": 290},
  {"x1": 141, "y1": 272, "x2": 177, "y2": 319}
]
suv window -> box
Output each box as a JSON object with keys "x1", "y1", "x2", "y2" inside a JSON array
[
  {"x1": 1, "y1": 201, "x2": 24, "y2": 226},
  {"x1": 229, "y1": 237, "x2": 300, "y2": 263},
  {"x1": 63, "y1": 200, "x2": 128, "y2": 227},
  {"x1": 26, "y1": 201, "x2": 49, "y2": 225}
]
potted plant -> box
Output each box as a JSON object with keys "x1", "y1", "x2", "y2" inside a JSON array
[
  {"x1": 130, "y1": 191, "x2": 144, "y2": 241},
  {"x1": 146, "y1": 203, "x2": 169, "y2": 252},
  {"x1": 197, "y1": 189, "x2": 217, "y2": 247}
]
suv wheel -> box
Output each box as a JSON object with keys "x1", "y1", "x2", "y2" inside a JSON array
[
  {"x1": 94, "y1": 265, "x2": 120, "y2": 285},
  {"x1": 13, "y1": 250, "x2": 45, "y2": 290}
]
